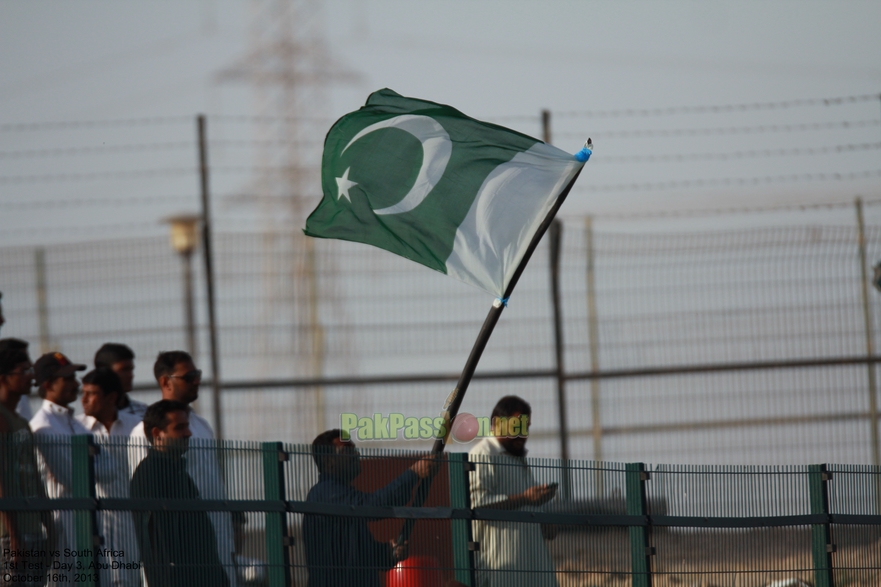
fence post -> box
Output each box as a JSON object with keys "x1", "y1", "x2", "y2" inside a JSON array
[
  {"x1": 34, "y1": 247, "x2": 52, "y2": 354},
  {"x1": 71, "y1": 434, "x2": 99, "y2": 587},
  {"x1": 626, "y1": 462, "x2": 653, "y2": 587},
  {"x1": 262, "y1": 442, "x2": 292, "y2": 587},
  {"x1": 855, "y1": 198, "x2": 881, "y2": 474},
  {"x1": 585, "y1": 216, "x2": 603, "y2": 490},
  {"x1": 448, "y1": 453, "x2": 475, "y2": 586},
  {"x1": 809, "y1": 464, "x2": 835, "y2": 587},
  {"x1": 548, "y1": 220, "x2": 571, "y2": 499},
  {"x1": 198, "y1": 114, "x2": 224, "y2": 442}
]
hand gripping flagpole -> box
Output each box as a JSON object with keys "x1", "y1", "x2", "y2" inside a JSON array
[{"x1": 397, "y1": 142, "x2": 591, "y2": 549}]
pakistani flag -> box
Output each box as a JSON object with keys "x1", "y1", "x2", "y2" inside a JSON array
[{"x1": 304, "y1": 89, "x2": 588, "y2": 298}]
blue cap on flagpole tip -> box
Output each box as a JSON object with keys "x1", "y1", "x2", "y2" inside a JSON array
[{"x1": 574, "y1": 138, "x2": 592, "y2": 162}]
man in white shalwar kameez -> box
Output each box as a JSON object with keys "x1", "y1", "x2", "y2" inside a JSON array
[{"x1": 468, "y1": 395, "x2": 559, "y2": 587}]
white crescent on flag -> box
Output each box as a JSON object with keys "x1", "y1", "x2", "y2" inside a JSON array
[{"x1": 341, "y1": 114, "x2": 452, "y2": 215}]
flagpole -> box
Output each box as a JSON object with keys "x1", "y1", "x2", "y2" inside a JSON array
[{"x1": 398, "y1": 166, "x2": 585, "y2": 546}]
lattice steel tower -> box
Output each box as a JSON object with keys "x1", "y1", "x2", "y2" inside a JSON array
[{"x1": 217, "y1": 0, "x2": 357, "y2": 441}]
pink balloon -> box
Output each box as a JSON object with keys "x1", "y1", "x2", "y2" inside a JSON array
[{"x1": 450, "y1": 412, "x2": 479, "y2": 443}]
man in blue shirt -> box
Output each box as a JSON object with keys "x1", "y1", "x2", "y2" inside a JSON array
[{"x1": 303, "y1": 429, "x2": 436, "y2": 587}]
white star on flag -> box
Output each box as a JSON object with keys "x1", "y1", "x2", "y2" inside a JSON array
[{"x1": 335, "y1": 167, "x2": 358, "y2": 202}]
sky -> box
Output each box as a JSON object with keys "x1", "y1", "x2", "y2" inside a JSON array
[{"x1": 2, "y1": 0, "x2": 881, "y2": 247}]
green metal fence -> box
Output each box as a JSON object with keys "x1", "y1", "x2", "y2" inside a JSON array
[{"x1": 2, "y1": 435, "x2": 880, "y2": 587}]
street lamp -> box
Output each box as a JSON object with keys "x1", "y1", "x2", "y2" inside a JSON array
[{"x1": 165, "y1": 214, "x2": 201, "y2": 358}]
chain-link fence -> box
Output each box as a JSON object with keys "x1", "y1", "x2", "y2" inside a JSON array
[{"x1": 2, "y1": 201, "x2": 881, "y2": 465}]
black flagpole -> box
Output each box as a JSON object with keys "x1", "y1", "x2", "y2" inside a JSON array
[{"x1": 397, "y1": 166, "x2": 585, "y2": 546}]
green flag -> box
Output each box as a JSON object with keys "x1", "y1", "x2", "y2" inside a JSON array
[{"x1": 304, "y1": 88, "x2": 587, "y2": 298}]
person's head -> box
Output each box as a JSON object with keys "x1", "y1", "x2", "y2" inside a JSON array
[
  {"x1": 143, "y1": 399, "x2": 191, "y2": 453},
  {"x1": 0, "y1": 348, "x2": 33, "y2": 404},
  {"x1": 34, "y1": 352, "x2": 86, "y2": 407},
  {"x1": 312, "y1": 429, "x2": 361, "y2": 483},
  {"x1": 94, "y1": 343, "x2": 135, "y2": 393},
  {"x1": 81, "y1": 368, "x2": 123, "y2": 422},
  {"x1": 491, "y1": 395, "x2": 532, "y2": 457},
  {"x1": 153, "y1": 351, "x2": 201, "y2": 404},
  {"x1": 0, "y1": 338, "x2": 28, "y2": 352}
]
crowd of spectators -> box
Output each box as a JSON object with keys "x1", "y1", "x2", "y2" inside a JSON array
[{"x1": 0, "y1": 292, "x2": 238, "y2": 587}]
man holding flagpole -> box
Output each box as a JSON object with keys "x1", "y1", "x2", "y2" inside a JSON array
[{"x1": 305, "y1": 88, "x2": 590, "y2": 569}]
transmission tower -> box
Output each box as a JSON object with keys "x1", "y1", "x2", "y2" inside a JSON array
[{"x1": 217, "y1": 0, "x2": 357, "y2": 441}]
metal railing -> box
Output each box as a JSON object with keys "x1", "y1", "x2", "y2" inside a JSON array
[{"x1": 2, "y1": 435, "x2": 880, "y2": 586}]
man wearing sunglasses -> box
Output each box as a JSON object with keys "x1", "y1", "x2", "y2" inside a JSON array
[{"x1": 129, "y1": 351, "x2": 238, "y2": 586}]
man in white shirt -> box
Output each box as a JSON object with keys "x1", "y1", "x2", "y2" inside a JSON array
[
  {"x1": 76, "y1": 368, "x2": 140, "y2": 587},
  {"x1": 29, "y1": 351, "x2": 90, "y2": 586},
  {"x1": 94, "y1": 343, "x2": 148, "y2": 419},
  {"x1": 468, "y1": 395, "x2": 559, "y2": 587},
  {"x1": 78, "y1": 368, "x2": 140, "y2": 437},
  {"x1": 130, "y1": 351, "x2": 238, "y2": 587}
]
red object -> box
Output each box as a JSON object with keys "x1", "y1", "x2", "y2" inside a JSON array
[{"x1": 385, "y1": 556, "x2": 444, "y2": 587}]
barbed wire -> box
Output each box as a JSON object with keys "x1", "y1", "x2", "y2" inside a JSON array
[
  {"x1": 204, "y1": 114, "x2": 334, "y2": 125},
  {"x1": 0, "y1": 221, "x2": 160, "y2": 236},
  {"x1": 0, "y1": 164, "x2": 321, "y2": 184},
  {"x1": 1, "y1": 92, "x2": 876, "y2": 133},
  {"x1": 2, "y1": 117, "x2": 877, "y2": 160},
  {"x1": 596, "y1": 142, "x2": 881, "y2": 163},
  {"x1": 0, "y1": 142, "x2": 194, "y2": 159},
  {"x1": 0, "y1": 167, "x2": 196, "y2": 184},
  {"x1": 478, "y1": 114, "x2": 542, "y2": 123},
  {"x1": 0, "y1": 116, "x2": 194, "y2": 132},
  {"x1": 213, "y1": 138, "x2": 323, "y2": 148},
  {"x1": 5, "y1": 198, "x2": 880, "y2": 235},
  {"x1": 573, "y1": 197, "x2": 881, "y2": 220},
  {"x1": 556, "y1": 119, "x2": 881, "y2": 139},
  {"x1": 578, "y1": 169, "x2": 881, "y2": 192},
  {"x1": 5, "y1": 169, "x2": 881, "y2": 206},
  {"x1": 0, "y1": 138, "x2": 323, "y2": 159},
  {"x1": 555, "y1": 93, "x2": 881, "y2": 118},
  {"x1": 3, "y1": 194, "x2": 195, "y2": 211}
]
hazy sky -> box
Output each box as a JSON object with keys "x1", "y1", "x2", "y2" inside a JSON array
[{"x1": 2, "y1": 0, "x2": 881, "y2": 246}]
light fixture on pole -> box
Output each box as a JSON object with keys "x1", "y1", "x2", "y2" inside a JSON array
[{"x1": 165, "y1": 214, "x2": 201, "y2": 358}]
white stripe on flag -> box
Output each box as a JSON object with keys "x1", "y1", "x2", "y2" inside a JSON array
[{"x1": 445, "y1": 143, "x2": 582, "y2": 297}]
